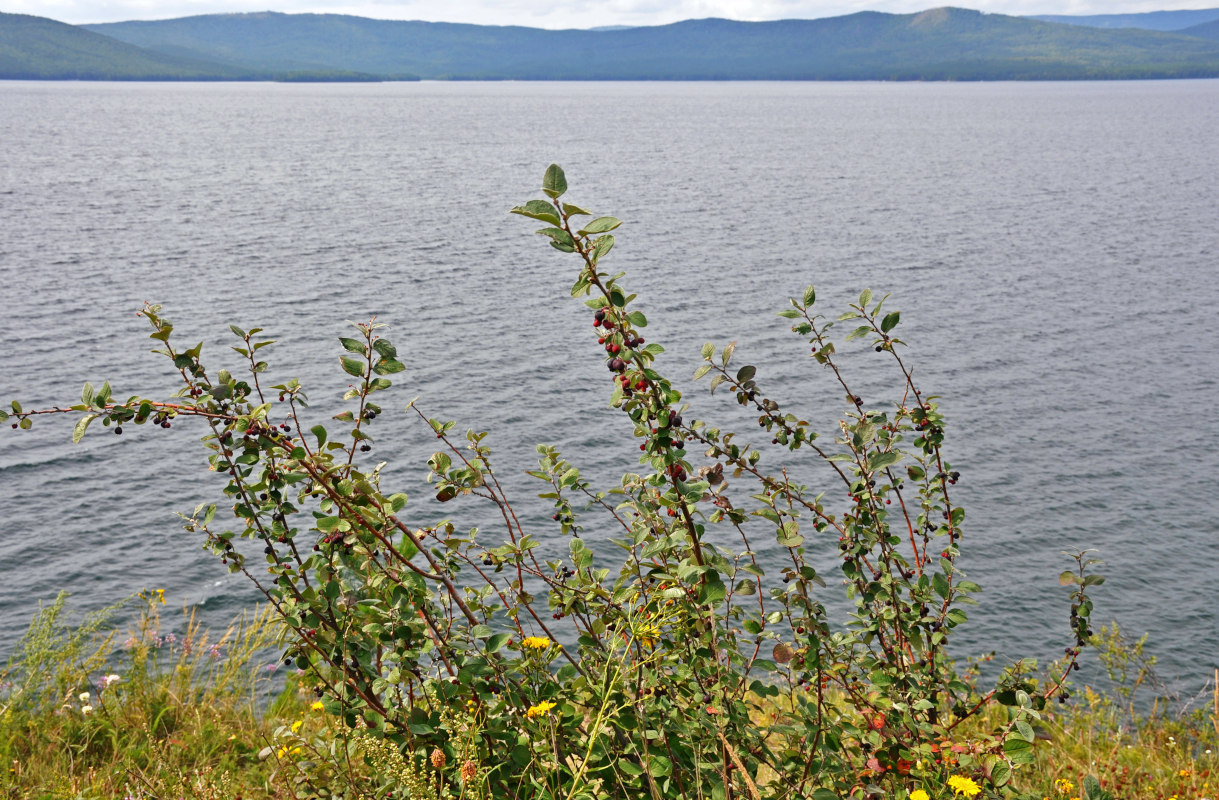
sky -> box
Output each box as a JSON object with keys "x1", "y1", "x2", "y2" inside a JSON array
[{"x1": 7, "y1": 0, "x2": 1216, "y2": 28}]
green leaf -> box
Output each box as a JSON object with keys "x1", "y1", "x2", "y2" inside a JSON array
[
  {"x1": 535, "y1": 226, "x2": 574, "y2": 246},
  {"x1": 722, "y1": 341, "x2": 736, "y2": 367},
  {"x1": 811, "y1": 790, "x2": 839, "y2": 800},
  {"x1": 339, "y1": 337, "x2": 366, "y2": 354},
  {"x1": 617, "y1": 759, "x2": 643, "y2": 777},
  {"x1": 340, "y1": 356, "x2": 365, "y2": 377},
  {"x1": 229, "y1": 325, "x2": 246, "y2": 338},
  {"x1": 311, "y1": 425, "x2": 327, "y2": 448},
  {"x1": 626, "y1": 311, "x2": 647, "y2": 328},
  {"x1": 859, "y1": 288, "x2": 873, "y2": 307},
  {"x1": 802, "y1": 286, "x2": 817, "y2": 307},
  {"x1": 562, "y1": 202, "x2": 592, "y2": 217},
  {"x1": 777, "y1": 520, "x2": 802, "y2": 548},
  {"x1": 646, "y1": 754, "x2": 671, "y2": 777},
  {"x1": 578, "y1": 217, "x2": 622, "y2": 235},
  {"x1": 868, "y1": 451, "x2": 901, "y2": 471},
  {"x1": 510, "y1": 200, "x2": 561, "y2": 227},
  {"x1": 485, "y1": 633, "x2": 511, "y2": 653},
  {"x1": 470, "y1": 624, "x2": 494, "y2": 638},
  {"x1": 81, "y1": 382, "x2": 94, "y2": 406},
  {"x1": 372, "y1": 339, "x2": 397, "y2": 358},
  {"x1": 845, "y1": 325, "x2": 872, "y2": 342},
  {"x1": 1003, "y1": 735, "x2": 1035, "y2": 765},
  {"x1": 591, "y1": 235, "x2": 614, "y2": 264},
  {"x1": 881, "y1": 311, "x2": 901, "y2": 333},
  {"x1": 72, "y1": 414, "x2": 98, "y2": 444},
  {"x1": 542, "y1": 164, "x2": 567, "y2": 199},
  {"x1": 736, "y1": 365, "x2": 756, "y2": 383},
  {"x1": 693, "y1": 364, "x2": 712, "y2": 380},
  {"x1": 373, "y1": 359, "x2": 405, "y2": 375},
  {"x1": 701, "y1": 342, "x2": 715, "y2": 360},
  {"x1": 698, "y1": 577, "x2": 727, "y2": 605}
]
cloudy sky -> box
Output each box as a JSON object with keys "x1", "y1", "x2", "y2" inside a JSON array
[{"x1": 9, "y1": 0, "x2": 1214, "y2": 28}]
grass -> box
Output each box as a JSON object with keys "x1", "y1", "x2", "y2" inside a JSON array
[
  {"x1": 0, "y1": 592, "x2": 312, "y2": 799},
  {"x1": 2, "y1": 597, "x2": 1216, "y2": 799}
]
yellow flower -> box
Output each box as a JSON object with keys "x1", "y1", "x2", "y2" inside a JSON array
[
  {"x1": 525, "y1": 700, "x2": 556, "y2": 719},
  {"x1": 910, "y1": 790, "x2": 930, "y2": 800},
  {"x1": 1055, "y1": 778, "x2": 1075, "y2": 794},
  {"x1": 311, "y1": 701, "x2": 324, "y2": 711},
  {"x1": 155, "y1": 588, "x2": 165, "y2": 604},
  {"x1": 948, "y1": 774, "x2": 981, "y2": 798},
  {"x1": 521, "y1": 636, "x2": 551, "y2": 650},
  {"x1": 291, "y1": 719, "x2": 303, "y2": 733}
]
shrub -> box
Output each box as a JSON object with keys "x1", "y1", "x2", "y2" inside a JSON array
[{"x1": 3, "y1": 165, "x2": 1105, "y2": 800}]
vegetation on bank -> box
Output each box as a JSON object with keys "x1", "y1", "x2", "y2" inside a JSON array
[
  {"x1": 2, "y1": 595, "x2": 1216, "y2": 799},
  {"x1": 0, "y1": 165, "x2": 1200, "y2": 799}
]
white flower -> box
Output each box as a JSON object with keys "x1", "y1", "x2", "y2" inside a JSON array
[
  {"x1": 81, "y1": 704, "x2": 93, "y2": 715},
  {"x1": 99, "y1": 674, "x2": 122, "y2": 689},
  {"x1": 78, "y1": 691, "x2": 90, "y2": 702}
]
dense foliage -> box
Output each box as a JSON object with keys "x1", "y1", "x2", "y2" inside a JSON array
[{"x1": 3, "y1": 166, "x2": 1107, "y2": 799}]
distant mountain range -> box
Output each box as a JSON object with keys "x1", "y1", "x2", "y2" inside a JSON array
[
  {"x1": 4, "y1": 6, "x2": 1219, "y2": 82},
  {"x1": 1029, "y1": 8, "x2": 1219, "y2": 31}
]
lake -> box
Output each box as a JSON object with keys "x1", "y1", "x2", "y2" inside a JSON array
[{"x1": 1, "y1": 79, "x2": 1216, "y2": 696}]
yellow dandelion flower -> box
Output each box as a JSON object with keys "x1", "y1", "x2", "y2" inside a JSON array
[
  {"x1": 526, "y1": 700, "x2": 556, "y2": 719},
  {"x1": 521, "y1": 636, "x2": 551, "y2": 650},
  {"x1": 291, "y1": 719, "x2": 303, "y2": 733},
  {"x1": 311, "y1": 701, "x2": 324, "y2": 711},
  {"x1": 910, "y1": 790, "x2": 930, "y2": 800},
  {"x1": 1055, "y1": 778, "x2": 1074, "y2": 794},
  {"x1": 155, "y1": 588, "x2": 165, "y2": 604},
  {"x1": 948, "y1": 774, "x2": 981, "y2": 798}
]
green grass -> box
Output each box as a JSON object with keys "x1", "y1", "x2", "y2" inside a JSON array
[
  {"x1": 3, "y1": 597, "x2": 1216, "y2": 799},
  {"x1": 0, "y1": 593, "x2": 312, "y2": 799}
]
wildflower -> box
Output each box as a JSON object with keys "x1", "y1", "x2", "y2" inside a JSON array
[
  {"x1": 155, "y1": 588, "x2": 165, "y2": 604},
  {"x1": 81, "y1": 704, "x2": 93, "y2": 715},
  {"x1": 1178, "y1": 769, "x2": 1191, "y2": 777},
  {"x1": 430, "y1": 748, "x2": 446, "y2": 769},
  {"x1": 461, "y1": 760, "x2": 478, "y2": 782},
  {"x1": 99, "y1": 674, "x2": 122, "y2": 690},
  {"x1": 311, "y1": 701, "x2": 325, "y2": 711},
  {"x1": 1055, "y1": 778, "x2": 1075, "y2": 794},
  {"x1": 526, "y1": 700, "x2": 557, "y2": 719},
  {"x1": 291, "y1": 720, "x2": 303, "y2": 733},
  {"x1": 910, "y1": 791, "x2": 930, "y2": 800},
  {"x1": 947, "y1": 774, "x2": 981, "y2": 798},
  {"x1": 521, "y1": 636, "x2": 551, "y2": 650},
  {"x1": 78, "y1": 691, "x2": 90, "y2": 703}
]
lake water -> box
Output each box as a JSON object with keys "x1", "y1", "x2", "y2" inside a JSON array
[{"x1": 1, "y1": 80, "x2": 1217, "y2": 697}]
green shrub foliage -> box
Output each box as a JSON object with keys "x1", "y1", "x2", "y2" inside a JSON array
[{"x1": 3, "y1": 166, "x2": 1104, "y2": 800}]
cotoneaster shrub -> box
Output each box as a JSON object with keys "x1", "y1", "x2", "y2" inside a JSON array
[{"x1": 3, "y1": 166, "x2": 1106, "y2": 800}]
